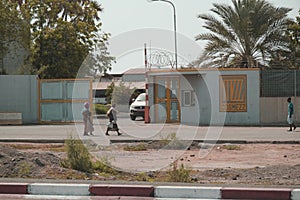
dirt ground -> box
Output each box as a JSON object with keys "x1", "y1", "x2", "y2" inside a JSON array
[{"x1": 0, "y1": 142, "x2": 300, "y2": 186}]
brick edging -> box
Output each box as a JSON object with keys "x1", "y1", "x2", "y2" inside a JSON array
[
  {"x1": 0, "y1": 183, "x2": 28, "y2": 194},
  {"x1": 89, "y1": 184, "x2": 154, "y2": 197}
]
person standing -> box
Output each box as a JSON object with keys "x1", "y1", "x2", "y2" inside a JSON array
[
  {"x1": 82, "y1": 102, "x2": 94, "y2": 136},
  {"x1": 287, "y1": 97, "x2": 296, "y2": 132},
  {"x1": 105, "y1": 104, "x2": 121, "y2": 136}
]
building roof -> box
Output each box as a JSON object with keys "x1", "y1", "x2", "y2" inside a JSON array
[
  {"x1": 123, "y1": 68, "x2": 146, "y2": 75},
  {"x1": 92, "y1": 81, "x2": 145, "y2": 90}
]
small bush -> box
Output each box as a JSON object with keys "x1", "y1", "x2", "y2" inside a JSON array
[
  {"x1": 62, "y1": 136, "x2": 93, "y2": 173},
  {"x1": 124, "y1": 143, "x2": 148, "y2": 151},
  {"x1": 222, "y1": 144, "x2": 241, "y2": 150},
  {"x1": 17, "y1": 161, "x2": 32, "y2": 178},
  {"x1": 135, "y1": 172, "x2": 154, "y2": 182},
  {"x1": 94, "y1": 104, "x2": 110, "y2": 115},
  {"x1": 93, "y1": 156, "x2": 117, "y2": 175},
  {"x1": 159, "y1": 133, "x2": 190, "y2": 150},
  {"x1": 166, "y1": 162, "x2": 191, "y2": 183}
]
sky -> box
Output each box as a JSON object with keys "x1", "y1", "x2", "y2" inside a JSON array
[{"x1": 96, "y1": 0, "x2": 300, "y2": 73}]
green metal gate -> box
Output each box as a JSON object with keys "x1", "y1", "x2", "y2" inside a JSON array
[{"x1": 38, "y1": 79, "x2": 92, "y2": 123}]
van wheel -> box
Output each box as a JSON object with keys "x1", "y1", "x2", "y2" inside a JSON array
[{"x1": 130, "y1": 116, "x2": 136, "y2": 120}]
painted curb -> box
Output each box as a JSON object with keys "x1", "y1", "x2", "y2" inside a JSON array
[
  {"x1": 0, "y1": 194, "x2": 26, "y2": 199},
  {"x1": 222, "y1": 187, "x2": 291, "y2": 200},
  {"x1": 28, "y1": 183, "x2": 90, "y2": 196},
  {"x1": 89, "y1": 184, "x2": 154, "y2": 197},
  {"x1": 0, "y1": 183, "x2": 28, "y2": 194},
  {"x1": 155, "y1": 186, "x2": 222, "y2": 199},
  {"x1": 292, "y1": 189, "x2": 300, "y2": 200},
  {"x1": 0, "y1": 182, "x2": 299, "y2": 199}
]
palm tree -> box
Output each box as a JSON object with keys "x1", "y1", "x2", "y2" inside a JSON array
[{"x1": 195, "y1": 0, "x2": 292, "y2": 68}]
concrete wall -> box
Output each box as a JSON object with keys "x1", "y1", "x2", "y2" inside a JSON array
[
  {"x1": 0, "y1": 75, "x2": 38, "y2": 124},
  {"x1": 180, "y1": 70, "x2": 260, "y2": 125},
  {"x1": 148, "y1": 69, "x2": 260, "y2": 126},
  {"x1": 180, "y1": 75, "x2": 206, "y2": 125},
  {"x1": 260, "y1": 97, "x2": 300, "y2": 125}
]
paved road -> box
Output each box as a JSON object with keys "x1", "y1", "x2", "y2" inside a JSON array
[{"x1": 0, "y1": 113, "x2": 299, "y2": 144}]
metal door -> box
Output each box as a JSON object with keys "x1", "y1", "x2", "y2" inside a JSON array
[
  {"x1": 155, "y1": 77, "x2": 180, "y2": 123},
  {"x1": 38, "y1": 79, "x2": 92, "y2": 123}
]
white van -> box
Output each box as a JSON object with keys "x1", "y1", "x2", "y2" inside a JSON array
[{"x1": 129, "y1": 93, "x2": 146, "y2": 120}]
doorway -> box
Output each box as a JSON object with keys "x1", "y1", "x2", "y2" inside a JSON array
[{"x1": 154, "y1": 77, "x2": 180, "y2": 123}]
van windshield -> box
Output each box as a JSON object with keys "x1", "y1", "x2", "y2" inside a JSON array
[{"x1": 136, "y1": 93, "x2": 146, "y2": 101}]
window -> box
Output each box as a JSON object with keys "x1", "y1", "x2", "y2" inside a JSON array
[{"x1": 182, "y1": 90, "x2": 195, "y2": 107}]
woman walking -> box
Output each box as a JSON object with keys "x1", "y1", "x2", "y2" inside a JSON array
[
  {"x1": 287, "y1": 97, "x2": 296, "y2": 132},
  {"x1": 105, "y1": 104, "x2": 121, "y2": 136}
]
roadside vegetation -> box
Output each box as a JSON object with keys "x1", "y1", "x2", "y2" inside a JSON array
[
  {"x1": 222, "y1": 144, "x2": 241, "y2": 151},
  {"x1": 93, "y1": 104, "x2": 110, "y2": 115},
  {"x1": 2, "y1": 141, "x2": 300, "y2": 185},
  {"x1": 61, "y1": 136, "x2": 193, "y2": 182},
  {"x1": 1, "y1": 136, "x2": 194, "y2": 183}
]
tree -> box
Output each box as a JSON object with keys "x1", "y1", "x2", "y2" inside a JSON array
[
  {"x1": 79, "y1": 41, "x2": 115, "y2": 78},
  {"x1": 270, "y1": 10, "x2": 300, "y2": 69},
  {"x1": 105, "y1": 82, "x2": 115, "y2": 104},
  {"x1": 14, "y1": 0, "x2": 112, "y2": 78},
  {"x1": 288, "y1": 10, "x2": 300, "y2": 69},
  {"x1": 111, "y1": 82, "x2": 136, "y2": 105},
  {"x1": 31, "y1": 21, "x2": 90, "y2": 78},
  {"x1": 195, "y1": 0, "x2": 292, "y2": 68},
  {"x1": 105, "y1": 82, "x2": 136, "y2": 105},
  {"x1": 0, "y1": 0, "x2": 30, "y2": 74}
]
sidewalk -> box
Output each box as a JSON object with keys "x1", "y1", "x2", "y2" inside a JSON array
[{"x1": 0, "y1": 120, "x2": 299, "y2": 144}]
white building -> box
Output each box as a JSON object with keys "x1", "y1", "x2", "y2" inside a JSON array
[{"x1": 147, "y1": 68, "x2": 260, "y2": 126}]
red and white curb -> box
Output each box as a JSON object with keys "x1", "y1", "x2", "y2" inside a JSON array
[
  {"x1": 0, "y1": 183, "x2": 299, "y2": 199},
  {"x1": 155, "y1": 186, "x2": 222, "y2": 199}
]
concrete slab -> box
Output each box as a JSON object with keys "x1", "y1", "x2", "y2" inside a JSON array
[
  {"x1": 155, "y1": 186, "x2": 221, "y2": 199},
  {"x1": 28, "y1": 183, "x2": 90, "y2": 196},
  {"x1": 292, "y1": 189, "x2": 300, "y2": 200}
]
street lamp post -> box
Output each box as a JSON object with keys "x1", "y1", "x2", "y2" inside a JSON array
[{"x1": 149, "y1": 0, "x2": 178, "y2": 69}]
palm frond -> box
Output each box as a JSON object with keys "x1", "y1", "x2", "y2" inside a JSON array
[{"x1": 195, "y1": 0, "x2": 292, "y2": 68}]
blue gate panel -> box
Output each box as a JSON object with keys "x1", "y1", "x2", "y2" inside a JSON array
[
  {"x1": 41, "y1": 103, "x2": 64, "y2": 122},
  {"x1": 67, "y1": 81, "x2": 90, "y2": 100},
  {"x1": 68, "y1": 102, "x2": 84, "y2": 122},
  {"x1": 41, "y1": 82, "x2": 63, "y2": 100},
  {"x1": 39, "y1": 79, "x2": 91, "y2": 123}
]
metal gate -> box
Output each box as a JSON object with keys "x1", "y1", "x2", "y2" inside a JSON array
[{"x1": 38, "y1": 79, "x2": 92, "y2": 123}]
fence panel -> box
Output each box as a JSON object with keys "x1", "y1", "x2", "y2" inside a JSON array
[
  {"x1": 39, "y1": 79, "x2": 92, "y2": 123},
  {"x1": 260, "y1": 70, "x2": 299, "y2": 97}
]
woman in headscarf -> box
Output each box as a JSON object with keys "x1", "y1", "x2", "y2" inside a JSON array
[
  {"x1": 82, "y1": 102, "x2": 94, "y2": 136},
  {"x1": 105, "y1": 104, "x2": 121, "y2": 136}
]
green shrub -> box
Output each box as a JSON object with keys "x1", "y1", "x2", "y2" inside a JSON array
[
  {"x1": 136, "y1": 172, "x2": 154, "y2": 182},
  {"x1": 159, "y1": 133, "x2": 190, "y2": 150},
  {"x1": 124, "y1": 143, "x2": 148, "y2": 151},
  {"x1": 17, "y1": 161, "x2": 32, "y2": 178},
  {"x1": 94, "y1": 104, "x2": 110, "y2": 115},
  {"x1": 62, "y1": 136, "x2": 93, "y2": 173},
  {"x1": 222, "y1": 144, "x2": 241, "y2": 150},
  {"x1": 93, "y1": 156, "x2": 117, "y2": 175},
  {"x1": 166, "y1": 162, "x2": 191, "y2": 183}
]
